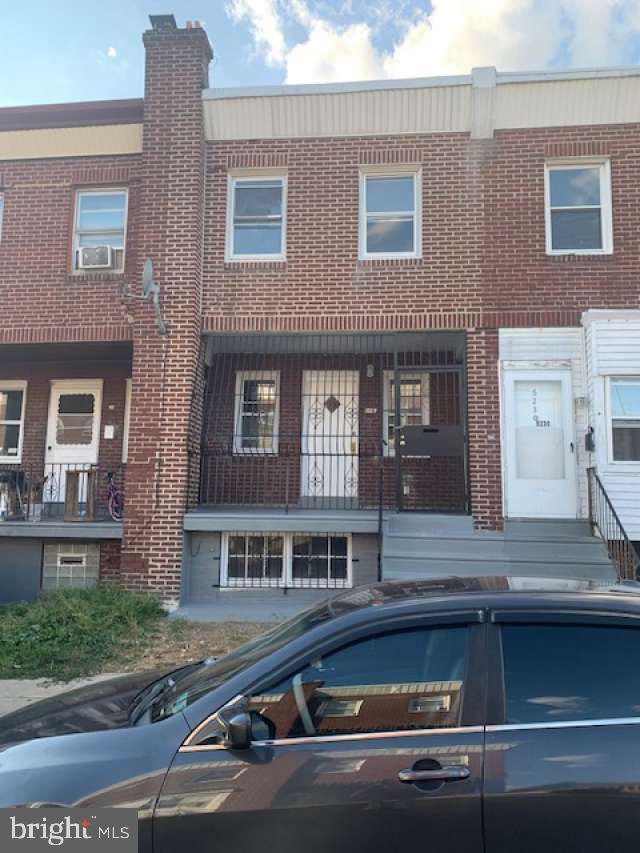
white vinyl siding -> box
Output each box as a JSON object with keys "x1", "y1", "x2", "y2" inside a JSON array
[{"x1": 583, "y1": 312, "x2": 640, "y2": 539}]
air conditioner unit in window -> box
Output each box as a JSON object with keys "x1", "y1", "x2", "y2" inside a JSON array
[{"x1": 78, "y1": 246, "x2": 112, "y2": 269}]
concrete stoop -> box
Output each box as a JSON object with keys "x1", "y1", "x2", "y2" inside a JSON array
[{"x1": 382, "y1": 514, "x2": 616, "y2": 582}]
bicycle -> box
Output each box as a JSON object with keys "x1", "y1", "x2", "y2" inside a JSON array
[{"x1": 106, "y1": 471, "x2": 124, "y2": 521}]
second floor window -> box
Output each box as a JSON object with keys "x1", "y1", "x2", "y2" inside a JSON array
[
  {"x1": 227, "y1": 175, "x2": 286, "y2": 260},
  {"x1": 73, "y1": 189, "x2": 128, "y2": 272},
  {"x1": 359, "y1": 170, "x2": 421, "y2": 259},
  {"x1": 545, "y1": 161, "x2": 612, "y2": 254}
]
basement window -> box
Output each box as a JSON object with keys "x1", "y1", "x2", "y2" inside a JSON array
[
  {"x1": 221, "y1": 532, "x2": 352, "y2": 588},
  {"x1": 73, "y1": 189, "x2": 128, "y2": 272},
  {"x1": 224, "y1": 534, "x2": 285, "y2": 587},
  {"x1": 610, "y1": 378, "x2": 640, "y2": 462},
  {"x1": 545, "y1": 161, "x2": 612, "y2": 254},
  {"x1": 42, "y1": 543, "x2": 99, "y2": 590}
]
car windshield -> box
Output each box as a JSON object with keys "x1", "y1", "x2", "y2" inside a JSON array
[{"x1": 146, "y1": 599, "x2": 338, "y2": 721}]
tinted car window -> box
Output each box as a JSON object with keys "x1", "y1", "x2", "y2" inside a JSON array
[
  {"x1": 249, "y1": 625, "x2": 469, "y2": 739},
  {"x1": 502, "y1": 624, "x2": 640, "y2": 724}
]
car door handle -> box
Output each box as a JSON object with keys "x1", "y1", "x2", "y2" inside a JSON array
[{"x1": 398, "y1": 766, "x2": 470, "y2": 783}]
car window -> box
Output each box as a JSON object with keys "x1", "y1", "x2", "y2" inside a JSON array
[
  {"x1": 248, "y1": 625, "x2": 470, "y2": 739},
  {"x1": 501, "y1": 624, "x2": 640, "y2": 725}
]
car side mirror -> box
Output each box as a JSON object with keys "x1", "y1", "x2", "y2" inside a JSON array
[{"x1": 223, "y1": 711, "x2": 252, "y2": 750}]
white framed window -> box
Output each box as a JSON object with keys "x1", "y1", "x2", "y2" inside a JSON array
[
  {"x1": 122, "y1": 378, "x2": 132, "y2": 463},
  {"x1": 226, "y1": 173, "x2": 286, "y2": 261},
  {"x1": 608, "y1": 377, "x2": 640, "y2": 463},
  {"x1": 222, "y1": 533, "x2": 286, "y2": 587},
  {"x1": 359, "y1": 167, "x2": 421, "y2": 260},
  {"x1": 73, "y1": 188, "x2": 128, "y2": 271},
  {"x1": 0, "y1": 381, "x2": 27, "y2": 463},
  {"x1": 382, "y1": 371, "x2": 430, "y2": 456},
  {"x1": 0, "y1": 193, "x2": 4, "y2": 243},
  {"x1": 544, "y1": 161, "x2": 612, "y2": 255},
  {"x1": 233, "y1": 371, "x2": 280, "y2": 454},
  {"x1": 221, "y1": 532, "x2": 352, "y2": 589},
  {"x1": 291, "y1": 533, "x2": 351, "y2": 588}
]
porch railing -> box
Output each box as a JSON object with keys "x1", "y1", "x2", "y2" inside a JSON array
[
  {"x1": 587, "y1": 467, "x2": 639, "y2": 581},
  {"x1": 0, "y1": 462, "x2": 125, "y2": 523}
]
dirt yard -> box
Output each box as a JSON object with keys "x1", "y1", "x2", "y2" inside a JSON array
[{"x1": 106, "y1": 618, "x2": 274, "y2": 674}]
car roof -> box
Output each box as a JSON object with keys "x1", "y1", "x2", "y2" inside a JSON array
[{"x1": 320, "y1": 575, "x2": 640, "y2": 619}]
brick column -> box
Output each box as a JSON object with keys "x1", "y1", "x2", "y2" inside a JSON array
[
  {"x1": 120, "y1": 16, "x2": 211, "y2": 605},
  {"x1": 467, "y1": 328, "x2": 503, "y2": 530}
]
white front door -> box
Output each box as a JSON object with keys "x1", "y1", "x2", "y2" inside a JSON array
[
  {"x1": 44, "y1": 381, "x2": 103, "y2": 502},
  {"x1": 502, "y1": 369, "x2": 577, "y2": 518},
  {"x1": 301, "y1": 370, "x2": 359, "y2": 501}
]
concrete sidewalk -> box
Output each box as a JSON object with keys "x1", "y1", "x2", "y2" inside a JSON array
[{"x1": 0, "y1": 673, "x2": 125, "y2": 718}]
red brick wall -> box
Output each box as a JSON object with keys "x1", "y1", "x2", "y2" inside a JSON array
[
  {"x1": 0, "y1": 157, "x2": 140, "y2": 342},
  {"x1": 99, "y1": 540, "x2": 122, "y2": 583},
  {"x1": 200, "y1": 124, "x2": 640, "y2": 530},
  {"x1": 118, "y1": 21, "x2": 212, "y2": 602},
  {"x1": 203, "y1": 128, "x2": 639, "y2": 322}
]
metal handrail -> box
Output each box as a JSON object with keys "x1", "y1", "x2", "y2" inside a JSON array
[{"x1": 587, "y1": 467, "x2": 639, "y2": 581}]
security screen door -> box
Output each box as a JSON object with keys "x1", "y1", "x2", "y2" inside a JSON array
[{"x1": 301, "y1": 370, "x2": 359, "y2": 504}]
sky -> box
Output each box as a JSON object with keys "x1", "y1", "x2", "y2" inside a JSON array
[{"x1": 2, "y1": 0, "x2": 640, "y2": 107}]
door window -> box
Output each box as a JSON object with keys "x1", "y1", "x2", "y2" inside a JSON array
[
  {"x1": 514, "y1": 380, "x2": 565, "y2": 479},
  {"x1": 501, "y1": 623, "x2": 640, "y2": 724},
  {"x1": 56, "y1": 393, "x2": 95, "y2": 445},
  {"x1": 249, "y1": 625, "x2": 469, "y2": 739}
]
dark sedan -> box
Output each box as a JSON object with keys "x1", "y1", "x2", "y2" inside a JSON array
[{"x1": 2, "y1": 575, "x2": 640, "y2": 852}]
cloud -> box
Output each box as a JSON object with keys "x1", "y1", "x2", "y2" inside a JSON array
[
  {"x1": 226, "y1": 0, "x2": 286, "y2": 65},
  {"x1": 227, "y1": 0, "x2": 640, "y2": 84},
  {"x1": 286, "y1": 20, "x2": 381, "y2": 82},
  {"x1": 106, "y1": 46, "x2": 117, "y2": 59}
]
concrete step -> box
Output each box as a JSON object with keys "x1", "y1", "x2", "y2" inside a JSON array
[
  {"x1": 383, "y1": 556, "x2": 616, "y2": 582},
  {"x1": 504, "y1": 519, "x2": 593, "y2": 539},
  {"x1": 383, "y1": 536, "x2": 612, "y2": 564},
  {"x1": 383, "y1": 513, "x2": 475, "y2": 537}
]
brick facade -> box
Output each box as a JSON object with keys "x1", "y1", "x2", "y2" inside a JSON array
[{"x1": 2, "y1": 16, "x2": 640, "y2": 600}]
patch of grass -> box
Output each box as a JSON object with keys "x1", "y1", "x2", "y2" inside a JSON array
[{"x1": 0, "y1": 586, "x2": 165, "y2": 681}]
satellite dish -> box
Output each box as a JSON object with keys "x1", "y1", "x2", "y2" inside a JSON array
[
  {"x1": 142, "y1": 258, "x2": 156, "y2": 298},
  {"x1": 141, "y1": 257, "x2": 167, "y2": 335}
]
